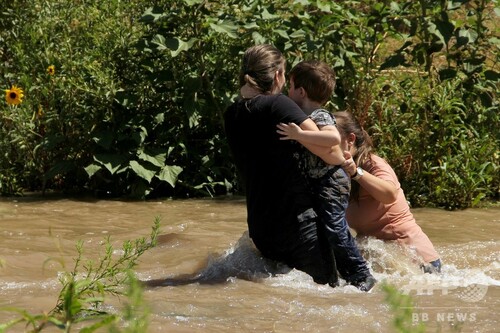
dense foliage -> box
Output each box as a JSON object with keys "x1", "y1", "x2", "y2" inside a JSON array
[{"x1": 1, "y1": 0, "x2": 498, "y2": 208}]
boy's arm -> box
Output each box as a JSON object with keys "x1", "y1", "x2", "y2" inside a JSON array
[
  {"x1": 288, "y1": 119, "x2": 345, "y2": 165},
  {"x1": 277, "y1": 122, "x2": 340, "y2": 147},
  {"x1": 313, "y1": 144, "x2": 345, "y2": 165}
]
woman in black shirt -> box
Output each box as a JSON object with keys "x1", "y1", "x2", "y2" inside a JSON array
[{"x1": 224, "y1": 44, "x2": 341, "y2": 286}]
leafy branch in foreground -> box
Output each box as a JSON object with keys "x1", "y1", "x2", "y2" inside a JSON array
[
  {"x1": 382, "y1": 282, "x2": 426, "y2": 333},
  {"x1": 0, "y1": 217, "x2": 160, "y2": 333}
]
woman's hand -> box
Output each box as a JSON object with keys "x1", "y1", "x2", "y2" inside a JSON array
[
  {"x1": 342, "y1": 150, "x2": 399, "y2": 204},
  {"x1": 276, "y1": 122, "x2": 303, "y2": 141}
]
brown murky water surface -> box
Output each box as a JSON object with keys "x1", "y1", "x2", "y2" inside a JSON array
[{"x1": 0, "y1": 195, "x2": 498, "y2": 332}]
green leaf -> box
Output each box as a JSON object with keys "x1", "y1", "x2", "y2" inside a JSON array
[
  {"x1": 139, "y1": 7, "x2": 166, "y2": 23},
  {"x1": 261, "y1": 8, "x2": 279, "y2": 19},
  {"x1": 0, "y1": 317, "x2": 26, "y2": 331},
  {"x1": 130, "y1": 126, "x2": 148, "y2": 146},
  {"x1": 390, "y1": 1, "x2": 401, "y2": 11},
  {"x1": 463, "y1": 57, "x2": 485, "y2": 73},
  {"x1": 138, "y1": 149, "x2": 166, "y2": 167},
  {"x1": 33, "y1": 134, "x2": 65, "y2": 156},
  {"x1": 114, "y1": 88, "x2": 139, "y2": 108},
  {"x1": 429, "y1": 20, "x2": 454, "y2": 46},
  {"x1": 448, "y1": 1, "x2": 467, "y2": 10},
  {"x1": 129, "y1": 160, "x2": 157, "y2": 183},
  {"x1": 151, "y1": 34, "x2": 168, "y2": 50},
  {"x1": 471, "y1": 193, "x2": 486, "y2": 207},
  {"x1": 47, "y1": 317, "x2": 66, "y2": 328},
  {"x1": 151, "y1": 35, "x2": 196, "y2": 57},
  {"x1": 94, "y1": 154, "x2": 128, "y2": 174},
  {"x1": 290, "y1": 29, "x2": 306, "y2": 39},
  {"x1": 243, "y1": 22, "x2": 259, "y2": 29},
  {"x1": 274, "y1": 29, "x2": 289, "y2": 39},
  {"x1": 154, "y1": 112, "x2": 165, "y2": 125},
  {"x1": 157, "y1": 165, "x2": 183, "y2": 187},
  {"x1": 316, "y1": 0, "x2": 331, "y2": 13},
  {"x1": 252, "y1": 31, "x2": 266, "y2": 44},
  {"x1": 209, "y1": 21, "x2": 238, "y2": 39},
  {"x1": 456, "y1": 28, "x2": 478, "y2": 47},
  {"x1": 79, "y1": 315, "x2": 118, "y2": 333},
  {"x1": 183, "y1": 0, "x2": 204, "y2": 5}
]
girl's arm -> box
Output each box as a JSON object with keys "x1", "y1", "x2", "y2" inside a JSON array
[
  {"x1": 354, "y1": 170, "x2": 399, "y2": 204},
  {"x1": 342, "y1": 151, "x2": 398, "y2": 204}
]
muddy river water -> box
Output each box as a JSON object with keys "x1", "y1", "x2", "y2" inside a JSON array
[{"x1": 0, "y1": 195, "x2": 498, "y2": 332}]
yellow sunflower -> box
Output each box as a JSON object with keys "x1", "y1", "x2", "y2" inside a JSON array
[
  {"x1": 47, "y1": 65, "x2": 55, "y2": 75},
  {"x1": 5, "y1": 85, "x2": 24, "y2": 105}
]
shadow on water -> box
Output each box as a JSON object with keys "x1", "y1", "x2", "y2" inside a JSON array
[{"x1": 142, "y1": 232, "x2": 292, "y2": 287}]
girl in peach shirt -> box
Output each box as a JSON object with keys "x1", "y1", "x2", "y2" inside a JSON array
[{"x1": 334, "y1": 111, "x2": 441, "y2": 273}]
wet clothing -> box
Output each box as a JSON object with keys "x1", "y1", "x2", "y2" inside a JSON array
[
  {"x1": 299, "y1": 109, "x2": 340, "y2": 179},
  {"x1": 299, "y1": 109, "x2": 372, "y2": 282},
  {"x1": 422, "y1": 258, "x2": 442, "y2": 273},
  {"x1": 346, "y1": 154, "x2": 440, "y2": 263},
  {"x1": 224, "y1": 94, "x2": 337, "y2": 285}
]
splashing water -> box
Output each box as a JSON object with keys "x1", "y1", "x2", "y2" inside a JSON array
[{"x1": 144, "y1": 231, "x2": 499, "y2": 295}]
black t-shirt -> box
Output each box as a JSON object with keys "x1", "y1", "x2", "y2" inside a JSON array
[{"x1": 224, "y1": 94, "x2": 317, "y2": 256}]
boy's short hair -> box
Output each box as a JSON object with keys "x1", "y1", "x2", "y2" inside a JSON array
[{"x1": 289, "y1": 60, "x2": 336, "y2": 104}]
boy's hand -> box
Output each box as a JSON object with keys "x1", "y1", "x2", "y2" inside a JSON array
[
  {"x1": 342, "y1": 151, "x2": 357, "y2": 176},
  {"x1": 276, "y1": 122, "x2": 302, "y2": 140}
]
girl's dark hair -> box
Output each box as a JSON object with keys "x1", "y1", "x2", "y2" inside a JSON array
[
  {"x1": 239, "y1": 44, "x2": 285, "y2": 94},
  {"x1": 333, "y1": 111, "x2": 375, "y2": 200}
]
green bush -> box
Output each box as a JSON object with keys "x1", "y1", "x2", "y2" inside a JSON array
[
  {"x1": 1, "y1": 0, "x2": 498, "y2": 207},
  {"x1": 360, "y1": 0, "x2": 499, "y2": 208},
  {"x1": 371, "y1": 76, "x2": 498, "y2": 209},
  {"x1": 1, "y1": 0, "x2": 150, "y2": 196}
]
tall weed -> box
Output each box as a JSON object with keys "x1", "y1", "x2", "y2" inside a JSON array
[{"x1": 0, "y1": 218, "x2": 160, "y2": 332}]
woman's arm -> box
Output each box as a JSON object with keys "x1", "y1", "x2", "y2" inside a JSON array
[
  {"x1": 342, "y1": 152, "x2": 398, "y2": 204},
  {"x1": 354, "y1": 170, "x2": 399, "y2": 204}
]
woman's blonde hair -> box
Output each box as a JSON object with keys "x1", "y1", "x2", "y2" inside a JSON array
[{"x1": 239, "y1": 44, "x2": 285, "y2": 94}]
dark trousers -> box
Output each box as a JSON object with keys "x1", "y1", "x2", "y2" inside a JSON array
[
  {"x1": 311, "y1": 166, "x2": 371, "y2": 283},
  {"x1": 257, "y1": 206, "x2": 338, "y2": 287}
]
